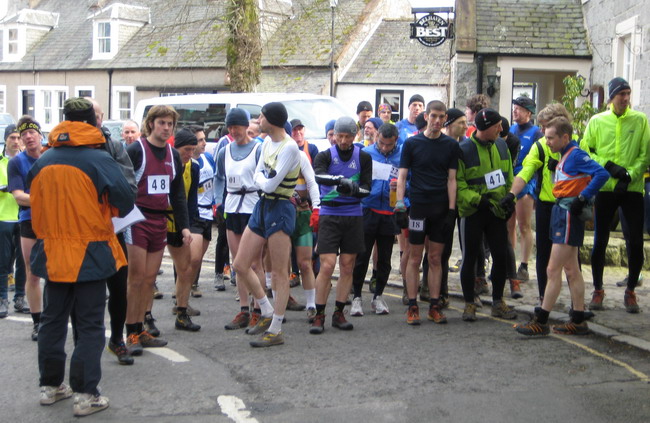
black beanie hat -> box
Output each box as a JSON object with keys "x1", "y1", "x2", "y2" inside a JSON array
[
  {"x1": 444, "y1": 108, "x2": 465, "y2": 127},
  {"x1": 608, "y1": 77, "x2": 631, "y2": 100},
  {"x1": 356, "y1": 101, "x2": 373, "y2": 114},
  {"x1": 409, "y1": 94, "x2": 425, "y2": 107},
  {"x1": 225, "y1": 107, "x2": 250, "y2": 127},
  {"x1": 475, "y1": 108, "x2": 501, "y2": 131},
  {"x1": 174, "y1": 127, "x2": 198, "y2": 149},
  {"x1": 415, "y1": 112, "x2": 427, "y2": 131},
  {"x1": 261, "y1": 102, "x2": 288, "y2": 128},
  {"x1": 499, "y1": 117, "x2": 510, "y2": 137},
  {"x1": 4, "y1": 124, "x2": 17, "y2": 141},
  {"x1": 64, "y1": 97, "x2": 97, "y2": 127}
]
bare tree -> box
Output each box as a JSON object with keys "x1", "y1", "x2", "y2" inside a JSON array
[{"x1": 226, "y1": 0, "x2": 262, "y2": 92}]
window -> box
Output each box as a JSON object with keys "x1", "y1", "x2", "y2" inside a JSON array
[
  {"x1": 0, "y1": 86, "x2": 6, "y2": 113},
  {"x1": 42, "y1": 89, "x2": 67, "y2": 125},
  {"x1": 75, "y1": 86, "x2": 95, "y2": 98},
  {"x1": 18, "y1": 86, "x2": 68, "y2": 131},
  {"x1": 98, "y1": 22, "x2": 111, "y2": 54},
  {"x1": 8, "y1": 29, "x2": 18, "y2": 54},
  {"x1": 112, "y1": 86, "x2": 134, "y2": 120},
  {"x1": 375, "y1": 90, "x2": 403, "y2": 122},
  {"x1": 613, "y1": 16, "x2": 640, "y2": 96}
]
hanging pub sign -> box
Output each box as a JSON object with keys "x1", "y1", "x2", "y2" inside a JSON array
[{"x1": 410, "y1": 9, "x2": 453, "y2": 48}]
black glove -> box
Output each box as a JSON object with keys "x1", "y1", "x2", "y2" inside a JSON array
[
  {"x1": 613, "y1": 179, "x2": 629, "y2": 194},
  {"x1": 604, "y1": 161, "x2": 631, "y2": 183},
  {"x1": 395, "y1": 211, "x2": 409, "y2": 229},
  {"x1": 499, "y1": 192, "x2": 515, "y2": 210},
  {"x1": 569, "y1": 196, "x2": 586, "y2": 217},
  {"x1": 441, "y1": 209, "x2": 457, "y2": 239},
  {"x1": 477, "y1": 195, "x2": 492, "y2": 212},
  {"x1": 336, "y1": 178, "x2": 359, "y2": 196},
  {"x1": 547, "y1": 158, "x2": 558, "y2": 172}
]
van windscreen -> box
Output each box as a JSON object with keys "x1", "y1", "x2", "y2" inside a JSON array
[{"x1": 144, "y1": 103, "x2": 227, "y2": 142}]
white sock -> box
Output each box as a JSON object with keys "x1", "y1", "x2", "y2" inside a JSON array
[
  {"x1": 304, "y1": 288, "x2": 316, "y2": 308},
  {"x1": 258, "y1": 296, "x2": 274, "y2": 317},
  {"x1": 265, "y1": 272, "x2": 272, "y2": 289},
  {"x1": 268, "y1": 313, "x2": 284, "y2": 334}
]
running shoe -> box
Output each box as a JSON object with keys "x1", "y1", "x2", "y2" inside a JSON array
[
  {"x1": 514, "y1": 317, "x2": 550, "y2": 336},
  {"x1": 287, "y1": 295, "x2": 306, "y2": 311},
  {"x1": 73, "y1": 393, "x2": 109, "y2": 417},
  {"x1": 306, "y1": 307, "x2": 317, "y2": 323},
  {"x1": 14, "y1": 295, "x2": 29, "y2": 313},
  {"x1": 406, "y1": 305, "x2": 420, "y2": 325},
  {"x1": 491, "y1": 300, "x2": 517, "y2": 319},
  {"x1": 369, "y1": 276, "x2": 377, "y2": 294},
  {"x1": 616, "y1": 275, "x2": 644, "y2": 288},
  {"x1": 40, "y1": 383, "x2": 73, "y2": 405},
  {"x1": 144, "y1": 315, "x2": 160, "y2": 337},
  {"x1": 350, "y1": 297, "x2": 363, "y2": 316},
  {"x1": 516, "y1": 264, "x2": 529, "y2": 282},
  {"x1": 225, "y1": 311, "x2": 250, "y2": 330},
  {"x1": 474, "y1": 277, "x2": 489, "y2": 295},
  {"x1": 190, "y1": 283, "x2": 203, "y2": 298},
  {"x1": 419, "y1": 281, "x2": 430, "y2": 302},
  {"x1": 289, "y1": 273, "x2": 301, "y2": 288},
  {"x1": 248, "y1": 311, "x2": 260, "y2": 330},
  {"x1": 107, "y1": 339, "x2": 134, "y2": 365},
  {"x1": 176, "y1": 312, "x2": 201, "y2": 332},
  {"x1": 624, "y1": 289, "x2": 640, "y2": 314},
  {"x1": 371, "y1": 296, "x2": 389, "y2": 315},
  {"x1": 510, "y1": 279, "x2": 523, "y2": 299},
  {"x1": 246, "y1": 315, "x2": 272, "y2": 335},
  {"x1": 126, "y1": 333, "x2": 143, "y2": 356},
  {"x1": 223, "y1": 264, "x2": 231, "y2": 280},
  {"x1": 250, "y1": 331, "x2": 284, "y2": 348},
  {"x1": 552, "y1": 320, "x2": 589, "y2": 335},
  {"x1": 31, "y1": 322, "x2": 39, "y2": 341},
  {"x1": 449, "y1": 259, "x2": 462, "y2": 273},
  {"x1": 589, "y1": 289, "x2": 605, "y2": 310},
  {"x1": 152, "y1": 282, "x2": 163, "y2": 299},
  {"x1": 439, "y1": 296, "x2": 450, "y2": 309},
  {"x1": 309, "y1": 313, "x2": 325, "y2": 334},
  {"x1": 427, "y1": 304, "x2": 447, "y2": 324},
  {"x1": 332, "y1": 310, "x2": 353, "y2": 330},
  {"x1": 462, "y1": 303, "x2": 477, "y2": 322},
  {"x1": 7, "y1": 273, "x2": 15, "y2": 291},
  {"x1": 214, "y1": 273, "x2": 226, "y2": 291},
  {"x1": 139, "y1": 331, "x2": 168, "y2": 348},
  {"x1": 0, "y1": 299, "x2": 8, "y2": 318}
]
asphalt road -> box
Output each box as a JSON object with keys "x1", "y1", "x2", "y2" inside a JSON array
[{"x1": 1, "y1": 259, "x2": 649, "y2": 423}]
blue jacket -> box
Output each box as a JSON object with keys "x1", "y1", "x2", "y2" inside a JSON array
[{"x1": 362, "y1": 143, "x2": 409, "y2": 212}]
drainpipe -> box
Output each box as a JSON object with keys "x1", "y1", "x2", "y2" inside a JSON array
[
  {"x1": 107, "y1": 69, "x2": 113, "y2": 120},
  {"x1": 476, "y1": 55, "x2": 484, "y2": 94}
]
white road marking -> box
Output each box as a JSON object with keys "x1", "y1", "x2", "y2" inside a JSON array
[
  {"x1": 6, "y1": 317, "x2": 190, "y2": 363},
  {"x1": 218, "y1": 395, "x2": 259, "y2": 423}
]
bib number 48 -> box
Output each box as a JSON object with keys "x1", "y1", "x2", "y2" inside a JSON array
[{"x1": 147, "y1": 175, "x2": 170, "y2": 194}]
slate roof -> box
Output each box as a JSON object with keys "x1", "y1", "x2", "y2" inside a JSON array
[
  {"x1": 0, "y1": 0, "x2": 375, "y2": 72},
  {"x1": 475, "y1": 0, "x2": 591, "y2": 57},
  {"x1": 339, "y1": 19, "x2": 451, "y2": 85}
]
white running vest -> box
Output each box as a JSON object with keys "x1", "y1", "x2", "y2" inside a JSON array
[
  {"x1": 196, "y1": 154, "x2": 215, "y2": 220},
  {"x1": 224, "y1": 142, "x2": 260, "y2": 214}
]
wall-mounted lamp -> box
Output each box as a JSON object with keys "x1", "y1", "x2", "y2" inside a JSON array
[{"x1": 486, "y1": 74, "x2": 499, "y2": 97}]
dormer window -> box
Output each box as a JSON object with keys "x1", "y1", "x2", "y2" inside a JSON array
[
  {"x1": 93, "y1": 20, "x2": 115, "y2": 59},
  {"x1": 3, "y1": 26, "x2": 25, "y2": 61},
  {"x1": 1, "y1": 9, "x2": 58, "y2": 62},
  {"x1": 7, "y1": 28, "x2": 18, "y2": 54}
]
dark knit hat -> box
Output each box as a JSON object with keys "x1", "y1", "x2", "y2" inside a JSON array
[
  {"x1": 415, "y1": 112, "x2": 427, "y2": 131},
  {"x1": 290, "y1": 118, "x2": 304, "y2": 129},
  {"x1": 16, "y1": 116, "x2": 42, "y2": 135},
  {"x1": 356, "y1": 101, "x2": 373, "y2": 114},
  {"x1": 284, "y1": 121, "x2": 292, "y2": 136},
  {"x1": 475, "y1": 108, "x2": 501, "y2": 131},
  {"x1": 444, "y1": 108, "x2": 465, "y2": 127},
  {"x1": 609, "y1": 77, "x2": 631, "y2": 100},
  {"x1": 499, "y1": 117, "x2": 511, "y2": 137},
  {"x1": 261, "y1": 102, "x2": 288, "y2": 128},
  {"x1": 409, "y1": 94, "x2": 425, "y2": 107},
  {"x1": 4, "y1": 124, "x2": 18, "y2": 141},
  {"x1": 174, "y1": 127, "x2": 198, "y2": 149},
  {"x1": 225, "y1": 107, "x2": 250, "y2": 127},
  {"x1": 325, "y1": 119, "x2": 336, "y2": 137},
  {"x1": 366, "y1": 117, "x2": 383, "y2": 131},
  {"x1": 334, "y1": 116, "x2": 358, "y2": 135},
  {"x1": 64, "y1": 97, "x2": 97, "y2": 127},
  {"x1": 512, "y1": 96, "x2": 536, "y2": 114}
]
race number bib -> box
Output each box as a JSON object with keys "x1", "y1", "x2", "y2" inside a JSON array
[
  {"x1": 484, "y1": 170, "x2": 505, "y2": 190},
  {"x1": 147, "y1": 175, "x2": 170, "y2": 194},
  {"x1": 390, "y1": 166, "x2": 399, "y2": 179},
  {"x1": 198, "y1": 179, "x2": 213, "y2": 194},
  {"x1": 227, "y1": 175, "x2": 242, "y2": 189},
  {"x1": 408, "y1": 218, "x2": 424, "y2": 232}
]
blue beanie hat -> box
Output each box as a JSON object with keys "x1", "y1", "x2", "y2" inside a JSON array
[
  {"x1": 608, "y1": 77, "x2": 631, "y2": 100},
  {"x1": 366, "y1": 117, "x2": 383, "y2": 130},
  {"x1": 325, "y1": 119, "x2": 336, "y2": 137}
]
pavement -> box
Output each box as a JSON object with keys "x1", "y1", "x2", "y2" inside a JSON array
[{"x1": 201, "y1": 226, "x2": 650, "y2": 354}]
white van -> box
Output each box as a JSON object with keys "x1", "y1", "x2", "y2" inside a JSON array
[{"x1": 133, "y1": 93, "x2": 353, "y2": 152}]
